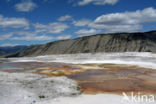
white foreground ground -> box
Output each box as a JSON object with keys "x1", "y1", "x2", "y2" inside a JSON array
[
  {"x1": 35, "y1": 94, "x2": 156, "y2": 104},
  {"x1": 0, "y1": 72, "x2": 80, "y2": 104},
  {"x1": 9, "y1": 52, "x2": 156, "y2": 69}
]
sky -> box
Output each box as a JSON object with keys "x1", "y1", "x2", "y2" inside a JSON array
[{"x1": 0, "y1": 0, "x2": 156, "y2": 46}]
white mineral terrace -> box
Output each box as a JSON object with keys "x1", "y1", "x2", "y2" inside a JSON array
[
  {"x1": 9, "y1": 52, "x2": 156, "y2": 69},
  {"x1": 0, "y1": 72, "x2": 80, "y2": 104}
]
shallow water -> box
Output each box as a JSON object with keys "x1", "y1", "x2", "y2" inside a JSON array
[{"x1": 0, "y1": 62, "x2": 70, "y2": 72}]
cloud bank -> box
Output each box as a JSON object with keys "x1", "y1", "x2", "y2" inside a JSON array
[{"x1": 15, "y1": 1, "x2": 37, "y2": 12}]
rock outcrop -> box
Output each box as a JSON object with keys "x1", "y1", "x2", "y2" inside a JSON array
[{"x1": 5, "y1": 31, "x2": 156, "y2": 57}]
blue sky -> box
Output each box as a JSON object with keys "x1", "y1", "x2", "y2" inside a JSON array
[{"x1": 0, "y1": 0, "x2": 156, "y2": 46}]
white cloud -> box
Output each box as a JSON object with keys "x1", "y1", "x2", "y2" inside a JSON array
[
  {"x1": 0, "y1": 43, "x2": 19, "y2": 47},
  {"x1": 12, "y1": 35, "x2": 54, "y2": 41},
  {"x1": 58, "y1": 15, "x2": 73, "y2": 21},
  {"x1": 77, "y1": 0, "x2": 118, "y2": 6},
  {"x1": 0, "y1": 31, "x2": 72, "y2": 41},
  {"x1": 15, "y1": 1, "x2": 37, "y2": 12},
  {"x1": 89, "y1": 7, "x2": 156, "y2": 32},
  {"x1": 56, "y1": 35, "x2": 72, "y2": 40},
  {"x1": 73, "y1": 19, "x2": 91, "y2": 26},
  {"x1": 12, "y1": 31, "x2": 54, "y2": 41},
  {"x1": 94, "y1": 7, "x2": 156, "y2": 25},
  {"x1": 0, "y1": 15, "x2": 29, "y2": 29},
  {"x1": 0, "y1": 33, "x2": 13, "y2": 40},
  {"x1": 75, "y1": 29, "x2": 100, "y2": 36},
  {"x1": 0, "y1": 31, "x2": 54, "y2": 41},
  {"x1": 34, "y1": 22, "x2": 69, "y2": 34}
]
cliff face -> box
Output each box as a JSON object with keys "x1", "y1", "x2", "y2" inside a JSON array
[{"x1": 5, "y1": 31, "x2": 156, "y2": 57}]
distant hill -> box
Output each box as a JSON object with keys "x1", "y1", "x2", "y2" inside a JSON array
[
  {"x1": 0, "y1": 45, "x2": 28, "y2": 56},
  {"x1": 4, "y1": 31, "x2": 156, "y2": 58}
]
